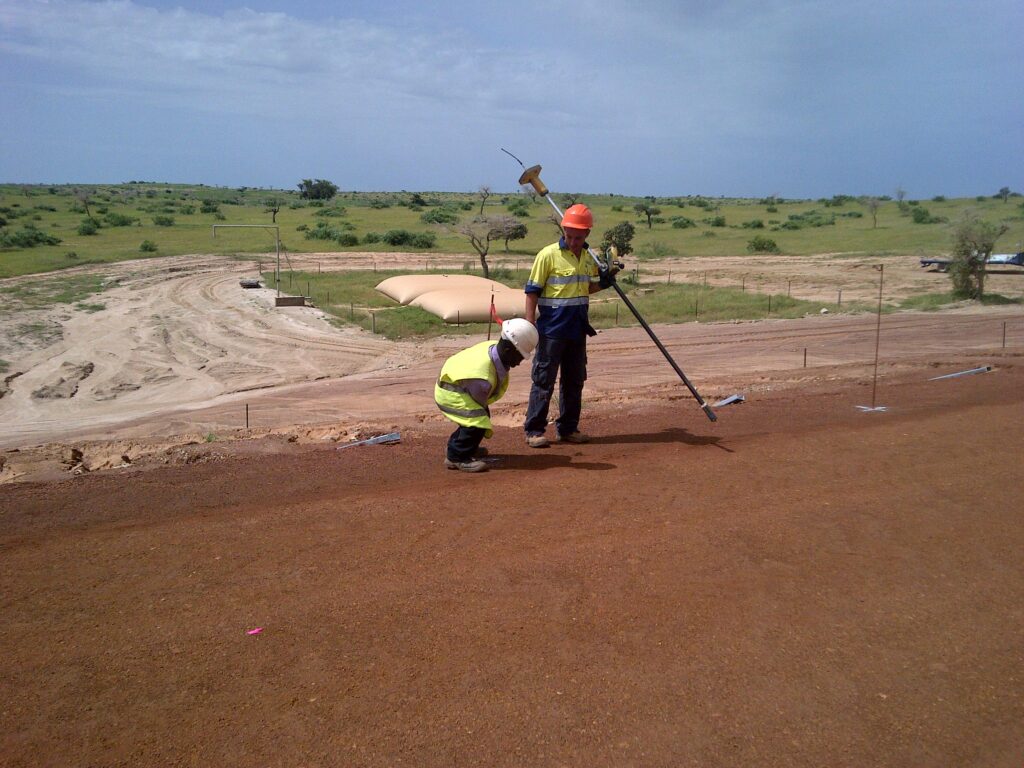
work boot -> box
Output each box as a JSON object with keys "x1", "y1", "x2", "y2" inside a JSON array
[
  {"x1": 526, "y1": 434, "x2": 549, "y2": 448},
  {"x1": 445, "y1": 458, "x2": 488, "y2": 473},
  {"x1": 556, "y1": 431, "x2": 590, "y2": 444}
]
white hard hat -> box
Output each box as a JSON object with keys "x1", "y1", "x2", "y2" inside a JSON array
[{"x1": 500, "y1": 318, "x2": 539, "y2": 357}]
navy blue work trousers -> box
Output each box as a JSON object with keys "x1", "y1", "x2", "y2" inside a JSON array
[
  {"x1": 447, "y1": 425, "x2": 487, "y2": 462},
  {"x1": 523, "y1": 335, "x2": 587, "y2": 437}
]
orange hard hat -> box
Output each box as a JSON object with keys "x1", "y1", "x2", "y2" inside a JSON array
[{"x1": 561, "y1": 204, "x2": 593, "y2": 230}]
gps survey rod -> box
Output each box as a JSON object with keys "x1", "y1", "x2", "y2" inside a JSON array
[{"x1": 502, "y1": 150, "x2": 716, "y2": 423}]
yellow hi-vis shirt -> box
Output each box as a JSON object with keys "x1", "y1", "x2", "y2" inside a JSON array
[
  {"x1": 434, "y1": 341, "x2": 509, "y2": 437},
  {"x1": 524, "y1": 239, "x2": 600, "y2": 339}
]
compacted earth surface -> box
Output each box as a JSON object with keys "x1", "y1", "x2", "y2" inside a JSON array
[{"x1": 1, "y1": 252, "x2": 1022, "y2": 766}]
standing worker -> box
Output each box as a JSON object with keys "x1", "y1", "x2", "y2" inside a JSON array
[
  {"x1": 523, "y1": 203, "x2": 619, "y2": 447},
  {"x1": 435, "y1": 318, "x2": 539, "y2": 473}
]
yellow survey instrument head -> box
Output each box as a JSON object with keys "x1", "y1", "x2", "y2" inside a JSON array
[{"x1": 518, "y1": 164, "x2": 549, "y2": 196}]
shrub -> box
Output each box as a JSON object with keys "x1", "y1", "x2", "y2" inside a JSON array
[
  {"x1": 363, "y1": 232, "x2": 382, "y2": 244},
  {"x1": 200, "y1": 200, "x2": 220, "y2": 214},
  {"x1": 671, "y1": 216, "x2": 696, "y2": 229},
  {"x1": 506, "y1": 199, "x2": 530, "y2": 218},
  {"x1": 104, "y1": 212, "x2": 137, "y2": 227},
  {"x1": 77, "y1": 219, "x2": 100, "y2": 235},
  {"x1": 600, "y1": 221, "x2": 636, "y2": 257},
  {"x1": 742, "y1": 219, "x2": 765, "y2": 229},
  {"x1": 702, "y1": 216, "x2": 726, "y2": 227},
  {"x1": 382, "y1": 229, "x2": 414, "y2": 246},
  {"x1": 336, "y1": 233, "x2": 359, "y2": 247},
  {"x1": 1, "y1": 226, "x2": 63, "y2": 247},
  {"x1": 783, "y1": 209, "x2": 835, "y2": 229},
  {"x1": 410, "y1": 233, "x2": 437, "y2": 248},
  {"x1": 152, "y1": 215, "x2": 175, "y2": 227},
  {"x1": 421, "y1": 209, "x2": 458, "y2": 225},
  {"x1": 139, "y1": 240, "x2": 158, "y2": 252},
  {"x1": 912, "y1": 207, "x2": 946, "y2": 224},
  {"x1": 747, "y1": 235, "x2": 780, "y2": 253}
]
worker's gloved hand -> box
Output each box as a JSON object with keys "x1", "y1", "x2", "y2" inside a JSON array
[{"x1": 599, "y1": 260, "x2": 624, "y2": 289}]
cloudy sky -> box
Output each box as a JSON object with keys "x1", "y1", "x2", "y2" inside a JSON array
[{"x1": 1, "y1": 0, "x2": 1021, "y2": 198}]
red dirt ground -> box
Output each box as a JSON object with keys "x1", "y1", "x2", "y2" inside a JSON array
[{"x1": 2, "y1": 354, "x2": 1022, "y2": 766}]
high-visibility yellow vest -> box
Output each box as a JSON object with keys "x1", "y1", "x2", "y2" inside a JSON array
[{"x1": 434, "y1": 341, "x2": 509, "y2": 437}]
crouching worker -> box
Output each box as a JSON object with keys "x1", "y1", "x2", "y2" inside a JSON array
[{"x1": 435, "y1": 318, "x2": 539, "y2": 473}]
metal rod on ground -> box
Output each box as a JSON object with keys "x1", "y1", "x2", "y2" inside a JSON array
[
  {"x1": 870, "y1": 265, "x2": 884, "y2": 409},
  {"x1": 803, "y1": 348, "x2": 807, "y2": 368},
  {"x1": 838, "y1": 288, "x2": 842, "y2": 308},
  {"x1": 503, "y1": 151, "x2": 716, "y2": 422},
  {"x1": 246, "y1": 403, "x2": 249, "y2": 429}
]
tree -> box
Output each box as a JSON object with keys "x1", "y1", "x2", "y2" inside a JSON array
[
  {"x1": 457, "y1": 218, "x2": 500, "y2": 277},
  {"x1": 862, "y1": 196, "x2": 881, "y2": 228},
  {"x1": 264, "y1": 198, "x2": 281, "y2": 223},
  {"x1": 297, "y1": 179, "x2": 338, "y2": 200},
  {"x1": 520, "y1": 184, "x2": 538, "y2": 204},
  {"x1": 998, "y1": 186, "x2": 1011, "y2": 203},
  {"x1": 634, "y1": 202, "x2": 661, "y2": 229},
  {"x1": 600, "y1": 221, "x2": 635, "y2": 258},
  {"x1": 477, "y1": 185, "x2": 492, "y2": 215},
  {"x1": 74, "y1": 187, "x2": 98, "y2": 225},
  {"x1": 488, "y1": 216, "x2": 528, "y2": 252},
  {"x1": 948, "y1": 210, "x2": 1009, "y2": 299},
  {"x1": 895, "y1": 185, "x2": 907, "y2": 212}
]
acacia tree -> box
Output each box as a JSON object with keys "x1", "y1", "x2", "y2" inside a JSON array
[
  {"x1": 998, "y1": 186, "x2": 1011, "y2": 203},
  {"x1": 264, "y1": 198, "x2": 281, "y2": 223},
  {"x1": 74, "y1": 187, "x2": 99, "y2": 225},
  {"x1": 488, "y1": 216, "x2": 528, "y2": 252},
  {"x1": 457, "y1": 217, "x2": 498, "y2": 277},
  {"x1": 477, "y1": 185, "x2": 492, "y2": 215},
  {"x1": 634, "y1": 202, "x2": 661, "y2": 229},
  {"x1": 948, "y1": 210, "x2": 1009, "y2": 299},
  {"x1": 862, "y1": 196, "x2": 881, "y2": 228}
]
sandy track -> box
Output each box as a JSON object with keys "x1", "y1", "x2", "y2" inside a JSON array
[{"x1": 0, "y1": 255, "x2": 416, "y2": 449}]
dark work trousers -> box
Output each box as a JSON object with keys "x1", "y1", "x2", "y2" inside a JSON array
[
  {"x1": 524, "y1": 335, "x2": 587, "y2": 437},
  {"x1": 447, "y1": 424, "x2": 487, "y2": 462}
]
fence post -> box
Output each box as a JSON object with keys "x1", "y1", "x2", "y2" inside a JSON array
[
  {"x1": 371, "y1": 312, "x2": 376, "y2": 334},
  {"x1": 245, "y1": 403, "x2": 249, "y2": 429},
  {"x1": 803, "y1": 348, "x2": 807, "y2": 367},
  {"x1": 768, "y1": 294, "x2": 772, "y2": 316},
  {"x1": 741, "y1": 276, "x2": 746, "y2": 292},
  {"x1": 1003, "y1": 321, "x2": 1007, "y2": 348},
  {"x1": 838, "y1": 289, "x2": 842, "y2": 308},
  {"x1": 788, "y1": 279, "x2": 791, "y2": 297}
]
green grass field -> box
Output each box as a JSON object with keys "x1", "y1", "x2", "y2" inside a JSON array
[
  {"x1": 2, "y1": 183, "x2": 1022, "y2": 279},
  {"x1": 2, "y1": 182, "x2": 1021, "y2": 341}
]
